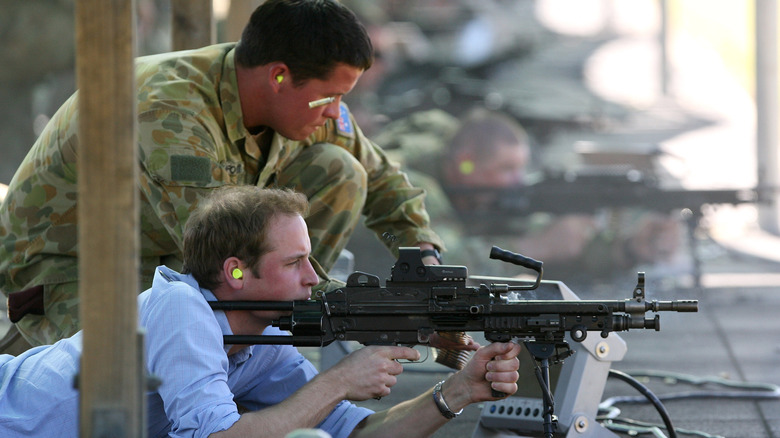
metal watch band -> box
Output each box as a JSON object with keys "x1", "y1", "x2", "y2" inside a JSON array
[
  {"x1": 420, "y1": 248, "x2": 442, "y2": 264},
  {"x1": 432, "y1": 380, "x2": 463, "y2": 419}
]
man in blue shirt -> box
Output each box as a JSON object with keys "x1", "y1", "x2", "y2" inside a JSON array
[{"x1": 0, "y1": 186, "x2": 521, "y2": 437}]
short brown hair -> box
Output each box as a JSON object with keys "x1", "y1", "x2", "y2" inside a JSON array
[
  {"x1": 182, "y1": 186, "x2": 309, "y2": 290},
  {"x1": 235, "y1": 0, "x2": 374, "y2": 85}
]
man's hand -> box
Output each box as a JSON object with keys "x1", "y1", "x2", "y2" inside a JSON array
[
  {"x1": 539, "y1": 215, "x2": 596, "y2": 260},
  {"x1": 326, "y1": 345, "x2": 420, "y2": 401},
  {"x1": 347, "y1": 342, "x2": 521, "y2": 438},
  {"x1": 416, "y1": 242, "x2": 441, "y2": 265},
  {"x1": 463, "y1": 342, "x2": 522, "y2": 401},
  {"x1": 438, "y1": 342, "x2": 522, "y2": 411},
  {"x1": 515, "y1": 215, "x2": 596, "y2": 262},
  {"x1": 624, "y1": 213, "x2": 681, "y2": 264}
]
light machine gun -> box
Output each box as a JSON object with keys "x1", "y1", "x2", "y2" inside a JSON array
[
  {"x1": 447, "y1": 166, "x2": 761, "y2": 289},
  {"x1": 210, "y1": 247, "x2": 698, "y2": 438},
  {"x1": 448, "y1": 167, "x2": 757, "y2": 219}
]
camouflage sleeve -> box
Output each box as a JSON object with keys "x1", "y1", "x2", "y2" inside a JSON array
[
  {"x1": 136, "y1": 106, "x2": 245, "y2": 257},
  {"x1": 0, "y1": 95, "x2": 82, "y2": 292},
  {"x1": 307, "y1": 104, "x2": 445, "y2": 256}
]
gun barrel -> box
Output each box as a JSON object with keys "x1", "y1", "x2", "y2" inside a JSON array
[
  {"x1": 223, "y1": 334, "x2": 326, "y2": 347},
  {"x1": 209, "y1": 301, "x2": 295, "y2": 311},
  {"x1": 612, "y1": 315, "x2": 660, "y2": 331},
  {"x1": 651, "y1": 300, "x2": 698, "y2": 312}
]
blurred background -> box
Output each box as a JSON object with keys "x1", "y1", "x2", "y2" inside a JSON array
[
  {"x1": 2, "y1": 2, "x2": 779, "y2": 437},
  {"x1": 0, "y1": 0, "x2": 777, "y2": 289}
]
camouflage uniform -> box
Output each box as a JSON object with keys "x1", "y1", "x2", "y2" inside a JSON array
[{"x1": 0, "y1": 43, "x2": 443, "y2": 346}]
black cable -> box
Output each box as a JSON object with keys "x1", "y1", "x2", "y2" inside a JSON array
[
  {"x1": 601, "y1": 370, "x2": 780, "y2": 437},
  {"x1": 602, "y1": 369, "x2": 780, "y2": 405},
  {"x1": 624, "y1": 369, "x2": 780, "y2": 394},
  {"x1": 609, "y1": 369, "x2": 677, "y2": 438}
]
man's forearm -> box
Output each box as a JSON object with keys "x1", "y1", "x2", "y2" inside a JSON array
[
  {"x1": 350, "y1": 385, "x2": 448, "y2": 438},
  {"x1": 210, "y1": 372, "x2": 347, "y2": 437},
  {"x1": 350, "y1": 373, "x2": 473, "y2": 438}
]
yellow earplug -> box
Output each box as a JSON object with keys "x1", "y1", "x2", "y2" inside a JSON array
[
  {"x1": 276, "y1": 75, "x2": 283, "y2": 83},
  {"x1": 231, "y1": 268, "x2": 243, "y2": 280},
  {"x1": 459, "y1": 160, "x2": 475, "y2": 175}
]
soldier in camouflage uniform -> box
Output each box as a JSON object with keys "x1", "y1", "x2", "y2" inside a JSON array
[
  {"x1": 0, "y1": 0, "x2": 445, "y2": 347},
  {"x1": 354, "y1": 108, "x2": 680, "y2": 283}
]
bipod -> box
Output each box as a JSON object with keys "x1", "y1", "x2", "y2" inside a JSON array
[{"x1": 525, "y1": 341, "x2": 573, "y2": 438}]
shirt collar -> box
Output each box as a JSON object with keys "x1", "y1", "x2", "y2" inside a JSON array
[
  {"x1": 155, "y1": 266, "x2": 248, "y2": 358},
  {"x1": 198, "y1": 283, "x2": 246, "y2": 358}
]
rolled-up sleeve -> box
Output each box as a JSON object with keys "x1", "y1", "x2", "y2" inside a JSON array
[{"x1": 140, "y1": 276, "x2": 241, "y2": 438}]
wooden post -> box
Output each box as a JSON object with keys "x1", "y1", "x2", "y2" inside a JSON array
[
  {"x1": 659, "y1": 0, "x2": 670, "y2": 97},
  {"x1": 756, "y1": 0, "x2": 780, "y2": 234},
  {"x1": 75, "y1": 0, "x2": 141, "y2": 437},
  {"x1": 171, "y1": 0, "x2": 214, "y2": 50}
]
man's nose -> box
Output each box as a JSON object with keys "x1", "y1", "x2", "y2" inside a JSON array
[
  {"x1": 322, "y1": 99, "x2": 341, "y2": 119},
  {"x1": 303, "y1": 258, "x2": 320, "y2": 287}
]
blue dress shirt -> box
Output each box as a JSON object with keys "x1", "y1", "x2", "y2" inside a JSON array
[{"x1": 0, "y1": 266, "x2": 372, "y2": 437}]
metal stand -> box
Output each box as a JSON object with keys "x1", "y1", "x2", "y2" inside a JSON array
[
  {"x1": 471, "y1": 279, "x2": 627, "y2": 438},
  {"x1": 525, "y1": 342, "x2": 560, "y2": 438}
]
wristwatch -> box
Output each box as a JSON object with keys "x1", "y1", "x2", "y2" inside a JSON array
[
  {"x1": 432, "y1": 380, "x2": 462, "y2": 419},
  {"x1": 420, "y1": 248, "x2": 443, "y2": 264}
]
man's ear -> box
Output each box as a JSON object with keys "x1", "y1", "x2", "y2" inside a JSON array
[
  {"x1": 223, "y1": 257, "x2": 244, "y2": 289},
  {"x1": 269, "y1": 63, "x2": 289, "y2": 90}
]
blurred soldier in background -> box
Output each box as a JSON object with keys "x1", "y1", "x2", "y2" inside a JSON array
[{"x1": 348, "y1": 108, "x2": 681, "y2": 285}]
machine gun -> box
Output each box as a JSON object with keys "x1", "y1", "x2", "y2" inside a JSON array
[
  {"x1": 447, "y1": 166, "x2": 757, "y2": 220},
  {"x1": 210, "y1": 247, "x2": 698, "y2": 438},
  {"x1": 446, "y1": 166, "x2": 760, "y2": 289}
]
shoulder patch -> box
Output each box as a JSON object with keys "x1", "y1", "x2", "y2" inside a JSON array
[
  {"x1": 336, "y1": 102, "x2": 355, "y2": 138},
  {"x1": 170, "y1": 155, "x2": 212, "y2": 183}
]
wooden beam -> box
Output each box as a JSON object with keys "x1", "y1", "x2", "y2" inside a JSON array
[
  {"x1": 172, "y1": 0, "x2": 214, "y2": 50},
  {"x1": 756, "y1": 0, "x2": 780, "y2": 234},
  {"x1": 75, "y1": 0, "x2": 141, "y2": 436}
]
